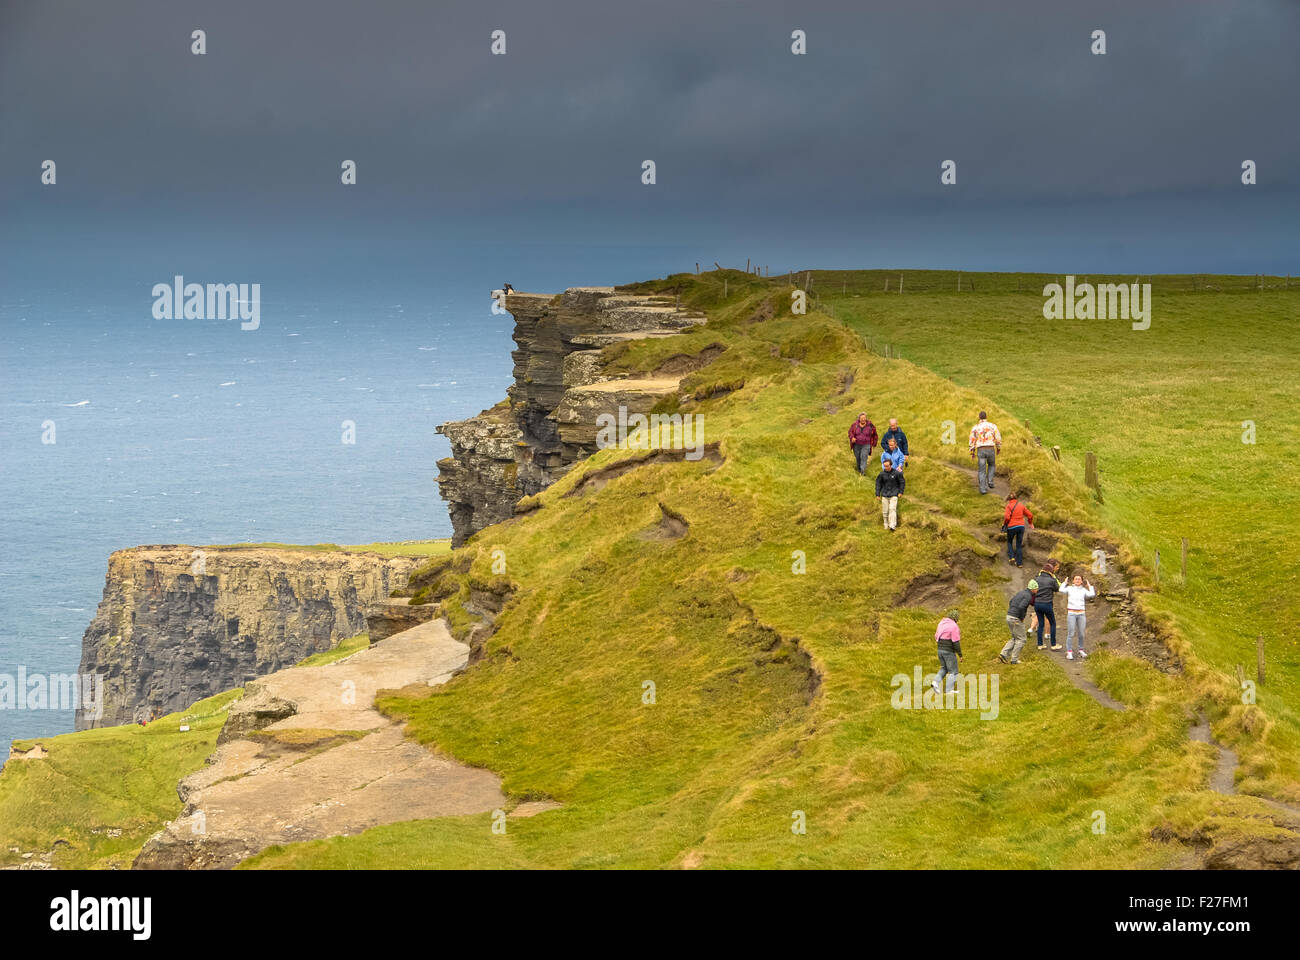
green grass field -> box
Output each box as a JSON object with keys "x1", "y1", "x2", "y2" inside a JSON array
[
  {"x1": 0, "y1": 689, "x2": 242, "y2": 869},
  {"x1": 203, "y1": 539, "x2": 452, "y2": 558},
  {"x1": 821, "y1": 273, "x2": 1300, "y2": 801}
]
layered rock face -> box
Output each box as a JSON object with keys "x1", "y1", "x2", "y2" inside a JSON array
[
  {"x1": 75, "y1": 546, "x2": 427, "y2": 729},
  {"x1": 436, "y1": 287, "x2": 704, "y2": 545}
]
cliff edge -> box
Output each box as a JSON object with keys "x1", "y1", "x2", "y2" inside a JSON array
[
  {"x1": 76, "y1": 546, "x2": 427, "y2": 729},
  {"x1": 436, "y1": 287, "x2": 705, "y2": 545}
]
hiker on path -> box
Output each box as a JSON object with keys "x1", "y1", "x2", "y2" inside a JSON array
[
  {"x1": 880, "y1": 436, "x2": 906, "y2": 471},
  {"x1": 849, "y1": 413, "x2": 878, "y2": 474},
  {"x1": 999, "y1": 580, "x2": 1039, "y2": 664},
  {"x1": 1002, "y1": 492, "x2": 1034, "y2": 567},
  {"x1": 875, "y1": 457, "x2": 906, "y2": 531},
  {"x1": 881, "y1": 418, "x2": 909, "y2": 464},
  {"x1": 1032, "y1": 558, "x2": 1063, "y2": 650},
  {"x1": 968, "y1": 411, "x2": 1002, "y2": 494},
  {"x1": 1061, "y1": 573, "x2": 1097, "y2": 660},
  {"x1": 932, "y1": 610, "x2": 962, "y2": 694}
]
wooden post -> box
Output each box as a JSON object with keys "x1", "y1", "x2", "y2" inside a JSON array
[
  {"x1": 806, "y1": 271, "x2": 811, "y2": 291},
  {"x1": 1257, "y1": 636, "x2": 1266, "y2": 684},
  {"x1": 957, "y1": 271, "x2": 961, "y2": 292},
  {"x1": 695, "y1": 262, "x2": 699, "y2": 274},
  {"x1": 898, "y1": 273, "x2": 903, "y2": 294},
  {"x1": 1180, "y1": 537, "x2": 1188, "y2": 579},
  {"x1": 714, "y1": 261, "x2": 722, "y2": 271},
  {"x1": 1051, "y1": 445, "x2": 1061, "y2": 461},
  {"x1": 1084, "y1": 451, "x2": 1098, "y2": 490},
  {"x1": 884, "y1": 278, "x2": 889, "y2": 292},
  {"x1": 1155, "y1": 549, "x2": 1160, "y2": 586}
]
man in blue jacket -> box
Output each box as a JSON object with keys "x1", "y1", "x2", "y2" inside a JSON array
[
  {"x1": 881, "y1": 418, "x2": 909, "y2": 465},
  {"x1": 880, "y1": 437, "x2": 906, "y2": 472}
]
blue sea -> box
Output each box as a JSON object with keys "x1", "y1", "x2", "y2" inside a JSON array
[{"x1": 0, "y1": 241, "x2": 693, "y2": 753}]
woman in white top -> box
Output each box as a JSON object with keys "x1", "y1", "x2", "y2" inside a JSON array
[{"x1": 1061, "y1": 573, "x2": 1096, "y2": 660}]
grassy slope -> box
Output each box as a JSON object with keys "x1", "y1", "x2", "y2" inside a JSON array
[
  {"x1": 822, "y1": 274, "x2": 1300, "y2": 800},
  {"x1": 247, "y1": 273, "x2": 1281, "y2": 869},
  {"x1": 0, "y1": 689, "x2": 242, "y2": 869}
]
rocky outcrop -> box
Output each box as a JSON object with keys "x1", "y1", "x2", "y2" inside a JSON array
[
  {"x1": 436, "y1": 287, "x2": 706, "y2": 545},
  {"x1": 75, "y1": 546, "x2": 430, "y2": 730},
  {"x1": 364, "y1": 597, "x2": 441, "y2": 644}
]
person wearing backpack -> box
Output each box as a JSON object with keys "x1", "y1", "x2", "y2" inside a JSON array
[
  {"x1": 999, "y1": 579, "x2": 1039, "y2": 664},
  {"x1": 1002, "y1": 493, "x2": 1034, "y2": 567},
  {"x1": 1033, "y1": 558, "x2": 1063, "y2": 650}
]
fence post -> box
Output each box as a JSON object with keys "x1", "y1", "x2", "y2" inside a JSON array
[
  {"x1": 1084, "y1": 451, "x2": 1098, "y2": 490},
  {"x1": 898, "y1": 273, "x2": 903, "y2": 294},
  {"x1": 1155, "y1": 549, "x2": 1160, "y2": 586},
  {"x1": 1257, "y1": 636, "x2": 1266, "y2": 684},
  {"x1": 1181, "y1": 537, "x2": 1188, "y2": 580}
]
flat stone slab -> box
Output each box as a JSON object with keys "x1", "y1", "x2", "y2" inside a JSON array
[{"x1": 134, "y1": 619, "x2": 505, "y2": 869}]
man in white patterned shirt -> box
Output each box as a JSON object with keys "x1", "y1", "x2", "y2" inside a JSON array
[{"x1": 968, "y1": 411, "x2": 1002, "y2": 494}]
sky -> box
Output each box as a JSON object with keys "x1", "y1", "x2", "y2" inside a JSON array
[{"x1": 1, "y1": 0, "x2": 1297, "y2": 284}]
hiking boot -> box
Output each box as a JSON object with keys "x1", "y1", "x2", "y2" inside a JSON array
[
  {"x1": 1036, "y1": 644, "x2": 1045, "y2": 650},
  {"x1": 997, "y1": 653, "x2": 1008, "y2": 663},
  {"x1": 1050, "y1": 644, "x2": 1062, "y2": 651}
]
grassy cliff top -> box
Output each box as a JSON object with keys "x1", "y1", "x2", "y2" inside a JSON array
[{"x1": 245, "y1": 271, "x2": 1296, "y2": 868}]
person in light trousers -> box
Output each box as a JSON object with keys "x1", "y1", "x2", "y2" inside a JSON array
[
  {"x1": 875, "y1": 457, "x2": 906, "y2": 531},
  {"x1": 1060, "y1": 573, "x2": 1097, "y2": 660}
]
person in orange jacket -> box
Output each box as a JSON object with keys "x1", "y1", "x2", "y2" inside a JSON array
[{"x1": 1002, "y1": 492, "x2": 1034, "y2": 567}]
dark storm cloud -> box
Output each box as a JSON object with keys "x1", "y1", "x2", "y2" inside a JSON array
[{"x1": 0, "y1": 0, "x2": 1295, "y2": 271}]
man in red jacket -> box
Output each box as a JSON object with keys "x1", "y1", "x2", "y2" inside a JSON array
[
  {"x1": 848, "y1": 412, "x2": 878, "y2": 475},
  {"x1": 1003, "y1": 492, "x2": 1034, "y2": 567}
]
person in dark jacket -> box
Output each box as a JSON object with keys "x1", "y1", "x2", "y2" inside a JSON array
[
  {"x1": 1003, "y1": 493, "x2": 1034, "y2": 567},
  {"x1": 999, "y1": 580, "x2": 1039, "y2": 664},
  {"x1": 874, "y1": 458, "x2": 906, "y2": 530},
  {"x1": 932, "y1": 610, "x2": 962, "y2": 694},
  {"x1": 1032, "y1": 558, "x2": 1063, "y2": 650},
  {"x1": 849, "y1": 413, "x2": 878, "y2": 474},
  {"x1": 881, "y1": 418, "x2": 909, "y2": 463}
]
